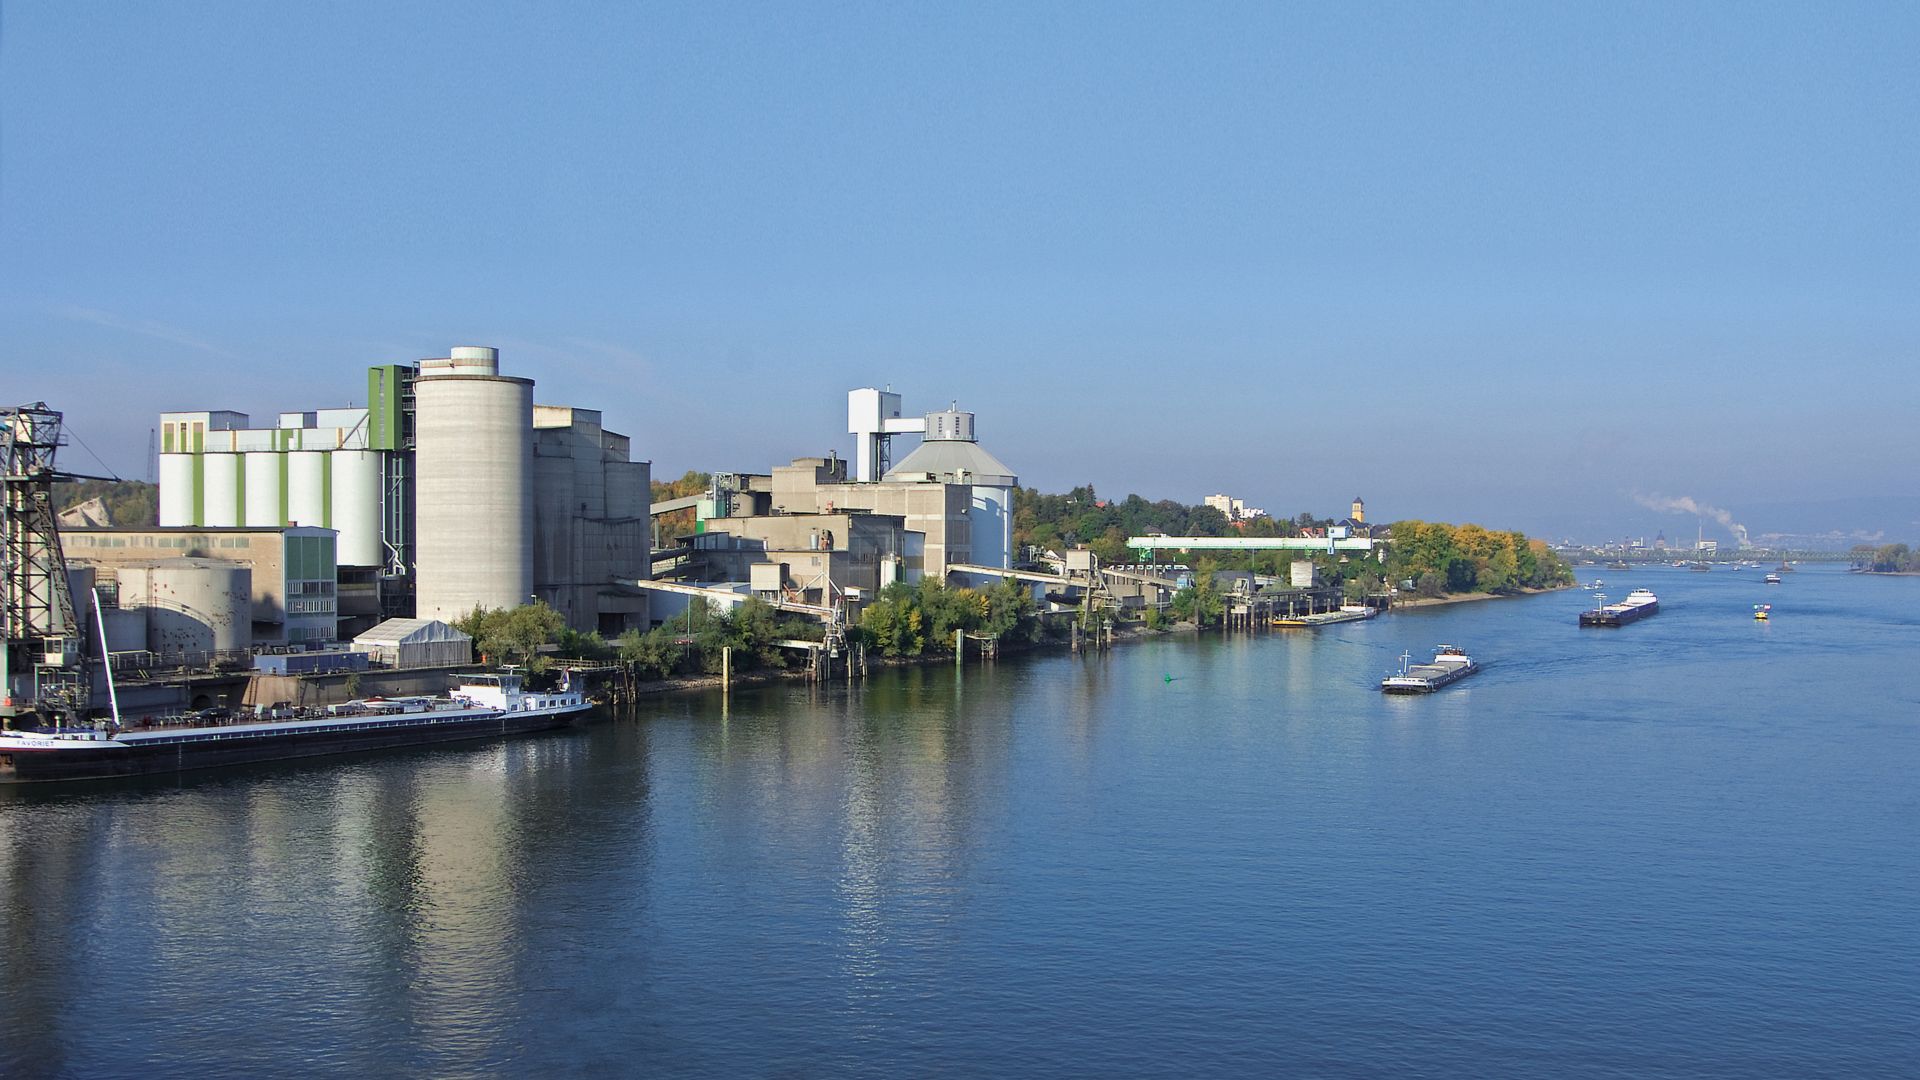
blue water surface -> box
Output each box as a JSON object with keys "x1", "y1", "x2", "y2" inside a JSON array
[{"x1": 2, "y1": 565, "x2": 1915, "y2": 1078}]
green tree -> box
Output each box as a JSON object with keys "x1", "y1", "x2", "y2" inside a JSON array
[
  {"x1": 454, "y1": 600, "x2": 567, "y2": 668},
  {"x1": 1170, "y1": 559, "x2": 1225, "y2": 627},
  {"x1": 617, "y1": 626, "x2": 691, "y2": 680}
]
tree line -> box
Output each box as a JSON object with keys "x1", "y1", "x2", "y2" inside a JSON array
[
  {"x1": 455, "y1": 596, "x2": 828, "y2": 682},
  {"x1": 1156, "y1": 520, "x2": 1573, "y2": 628},
  {"x1": 1383, "y1": 520, "x2": 1572, "y2": 597},
  {"x1": 856, "y1": 578, "x2": 1043, "y2": 658},
  {"x1": 54, "y1": 479, "x2": 158, "y2": 527},
  {"x1": 1852, "y1": 543, "x2": 1920, "y2": 573},
  {"x1": 454, "y1": 577, "x2": 1047, "y2": 684},
  {"x1": 1013, "y1": 484, "x2": 1341, "y2": 566}
]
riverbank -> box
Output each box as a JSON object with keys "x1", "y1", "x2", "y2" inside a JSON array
[
  {"x1": 1391, "y1": 584, "x2": 1569, "y2": 610},
  {"x1": 610, "y1": 589, "x2": 1584, "y2": 700},
  {"x1": 612, "y1": 619, "x2": 1194, "y2": 700}
]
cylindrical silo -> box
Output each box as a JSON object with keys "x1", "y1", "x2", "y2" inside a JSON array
[
  {"x1": 102, "y1": 608, "x2": 148, "y2": 654},
  {"x1": 63, "y1": 566, "x2": 95, "y2": 639},
  {"x1": 413, "y1": 347, "x2": 533, "y2": 621},
  {"x1": 420, "y1": 345, "x2": 501, "y2": 377},
  {"x1": 287, "y1": 451, "x2": 329, "y2": 529},
  {"x1": 244, "y1": 451, "x2": 285, "y2": 527},
  {"x1": 158, "y1": 453, "x2": 196, "y2": 526},
  {"x1": 139, "y1": 558, "x2": 253, "y2": 658},
  {"x1": 201, "y1": 453, "x2": 242, "y2": 527},
  {"x1": 330, "y1": 449, "x2": 382, "y2": 566}
]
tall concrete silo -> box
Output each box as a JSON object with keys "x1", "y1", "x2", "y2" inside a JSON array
[
  {"x1": 330, "y1": 449, "x2": 382, "y2": 567},
  {"x1": 413, "y1": 346, "x2": 534, "y2": 620},
  {"x1": 157, "y1": 453, "x2": 195, "y2": 526},
  {"x1": 201, "y1": 452, "x2": 242, "y2": 527},
  {"x1": 288, "y1": 450, "x2": 330, "y2": 529},
  {"x1": 244, "y1": 451, "x2": 284, "y2": 527}
]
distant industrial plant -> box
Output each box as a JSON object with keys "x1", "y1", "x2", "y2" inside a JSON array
[{"x1": 5, "y1": 349, "x2": 1049, "y2": 721}]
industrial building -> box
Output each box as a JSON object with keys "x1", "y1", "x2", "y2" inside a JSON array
[
  {"x1": 530, "y1": 406, "x2": 651, "y2": 636},
  {"x1": 694, "y1": 505, "x2": 913, "y2": 605},
  {"x1": 846, "y1": 392, "x2": 1017, "y2": 571},
  {"x1": 645, "y1": 388, "x2": 1019, "y2": 619},
  {"x1": 61, "y1": 526, "x2": 342, "y2": 646},
  {"x1": 155, "y1": 346, "x2": 651, "y2": 637},
  {"x1": 157, "y1": 395, "x2": 397, "y2": 572}
]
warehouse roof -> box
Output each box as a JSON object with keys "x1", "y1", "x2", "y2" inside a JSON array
[{"x1": 353, "y1": 618, "x2": 469, "y2": 646}]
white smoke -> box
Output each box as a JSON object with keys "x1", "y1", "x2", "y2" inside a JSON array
[{"x1": 1632, "y1": 492, "x2": 1753, "y2": 548}]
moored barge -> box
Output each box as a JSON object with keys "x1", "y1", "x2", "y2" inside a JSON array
[{"x1": 0, "y1": 673, "x2": 590, "y2": 784}]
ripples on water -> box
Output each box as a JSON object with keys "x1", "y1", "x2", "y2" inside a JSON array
[{"x1": 2, "y1": 567, "x2": 1916, "y2": 1078}]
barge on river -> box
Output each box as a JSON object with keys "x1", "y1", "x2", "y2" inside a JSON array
[
  {"x1": 1579, "y1": 588, "x2": 1660, "y2": 627},
  {"x1": 0, "y1": 673, "x2": 590, "y2": 784},
  {"x1": 1380, "y1": 645, "x2": 1479, "y2": 694}
]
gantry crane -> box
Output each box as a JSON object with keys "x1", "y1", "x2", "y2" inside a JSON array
[{"x1": 2, "y1": 403, "x2": 97, "y2": 725}]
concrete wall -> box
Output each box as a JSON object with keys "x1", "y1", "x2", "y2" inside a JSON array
[
  {"x1": 531, "y1": 406, "x2": 651, "y2": 635},
  {"x1": 243, "y1": 667, "x2": 474, "y2": 708}
]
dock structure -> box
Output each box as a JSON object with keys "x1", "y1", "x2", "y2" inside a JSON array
[{"x1": 613, "y1": 577, "x2": 852, "y2": 682}]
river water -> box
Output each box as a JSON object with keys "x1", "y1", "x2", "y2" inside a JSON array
[{"x1": 2, "y1": 565, "x2": 1915, "y2": 1078}]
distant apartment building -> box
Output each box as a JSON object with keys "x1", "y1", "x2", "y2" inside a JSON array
[{"x1": 1205, "y1": 493, "x2": 1269, "y2": 523}]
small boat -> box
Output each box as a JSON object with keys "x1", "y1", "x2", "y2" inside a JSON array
[
  {"x1": 1605, "y1": 560, "x2": 1631, "y2": 571},
  {"x1": 1753, "y1": 604, "x2": 1771, "y2": 621},
  {"x1": 1764, "y1": 573, "x2": 1782, "y2": 584},
  {"x1": 1380, "y1": 645, "x2": 1478, "y2": 694},
  {"x1": 1688, "y1": 562, "x2": 1712, "y2": 572}
]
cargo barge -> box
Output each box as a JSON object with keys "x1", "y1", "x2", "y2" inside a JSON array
[
  {"x1": 1579, "y1": 588, "x2": 1660, "y2": 627},
  {"x1": 0, "y1": 673, "x2": 590, "y2": 784},
  {"x1": 1380, "y1": 645, "x2": 1478, "y2": 694}
]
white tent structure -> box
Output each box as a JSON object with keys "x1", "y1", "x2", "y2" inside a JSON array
[{"x1": 353, "y1": 618, "x2": 472, "y2": 669}]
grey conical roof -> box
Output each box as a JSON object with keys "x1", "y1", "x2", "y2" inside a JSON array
[{"x1": 884, "y1": 439, "x2": 1017, "y2": 486}]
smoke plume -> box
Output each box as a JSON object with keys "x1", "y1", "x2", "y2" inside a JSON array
[{"x1": 1632, "y1": 493, "x2": 1752, "y2": 548}]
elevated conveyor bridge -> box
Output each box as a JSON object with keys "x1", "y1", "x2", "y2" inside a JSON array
[{"x1": 1127, "y1": 535, "x2": 1379, "y2": 555}]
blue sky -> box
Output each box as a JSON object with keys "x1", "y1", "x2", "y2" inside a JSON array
[{"x1": 3, "y1": 2, "x2": 1915, "y2": 542}]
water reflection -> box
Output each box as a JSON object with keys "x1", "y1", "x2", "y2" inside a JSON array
[
  {"x1": 2, "y1": 570, "x2": 1916, "y2": 1077},
  {"x1": 0, "y1": 724, "x2": 651, "y2": 1077}
]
